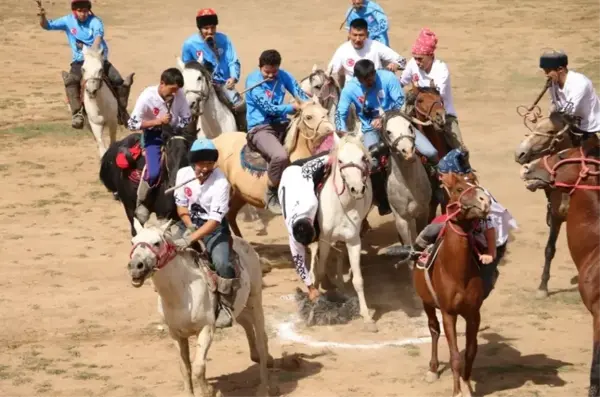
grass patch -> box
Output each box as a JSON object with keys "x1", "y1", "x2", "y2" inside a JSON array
[
  {"x1": 35, "y1": 381, "x2": 53, "y2": 394},
  {"x1": 73, "y1": 371, "x2": 110, "y2": 381},
  {"x1": 0, "y1": 122, "x2": 79, "y2": 140}
]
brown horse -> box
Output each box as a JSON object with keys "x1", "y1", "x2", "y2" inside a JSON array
[
  {"x1": 520, "y1": 140, "x2": 600, "y2": 397},
  {"x1": 413, "y1": 172, "x2": 491, "y2": 397}
]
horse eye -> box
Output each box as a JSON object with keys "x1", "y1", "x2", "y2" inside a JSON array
[
  {"x1": 457, "y1": 188, "x2": 464, "y2": 193},
  {"x1": 153, "y1": 242, "x2": 160, "y2": 247},
  {"x1": 417, "y1": 98, "x2": 424, "y2": 103},
  {"x1": 338, "y1": 159, "x2": 343, "y2": 164},
  {"x1": 314, "y1": 85, "x2": 322, "y2": 89},
  {"x1": 306, "y1": 115, "x2": 313, "y2": 120}
]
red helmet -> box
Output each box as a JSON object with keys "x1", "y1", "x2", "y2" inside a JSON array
[
  {"x1": 196, "y1": 8, "x2": 218, "y2": 29},
  {"x1": 71, "y1": 0, "x2": 92, "y2": 10}
]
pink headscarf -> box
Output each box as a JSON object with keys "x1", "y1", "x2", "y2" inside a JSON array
[{"x1": 412, "y1": 28, "x2": 438, "y2": 56}]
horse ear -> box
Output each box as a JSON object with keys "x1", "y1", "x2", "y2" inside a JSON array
[
  {"x1": 430, "y1": 79, "x2": 436, "y2": 89},
  {"x1": 312, "y1": 95, "x2": 321, "y2": 106},
  {"x1": 82, "y1": 45, "x2": 89, "y2": 55},
  {"x1": 378, "y1": 108, "x2": 385, "y2": 118},
  {"x1": 197, "y1": 52, "x2": 204, "y2": 64},
  {"x1": 312, "y1": 63, "x2": 318, "y2": 73},
  {"x1": 133, "y1": 218, "x2": 143, "y2": 234},
  {"x1": 176, "y1": 57, "x2": 185, "y2": 71},
  {"x1": 160, "y1": 219, "x2": 174, "y2": 234}
]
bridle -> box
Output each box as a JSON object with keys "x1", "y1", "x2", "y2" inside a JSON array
[
  {"x1": 130, "y1": 238, "x2": 177, "y2": 272},
  {"x1": 443, "y1": 183, "x2": 485, "y2": 237},
  {"x1": 382, "y1": 112, "x2": 417, "y2": 153},
  {"x1": 414, "y1": 90, "x2": 445, "y2": 126},
  {"x1": 522, "y1": 121, "x2": 571, "y2": 157},
  {"x1": 540, "y1": 146, "x2": 600, "y2": 194},
  {"x1": 330, "y1": 151, "x2": 370, "y2": 196}
]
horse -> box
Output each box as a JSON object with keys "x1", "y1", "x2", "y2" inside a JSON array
[
  {"x1": 99, "y1": 126, "x2": 195, "y2": 236},
  {"x1": 306, "y1": 134, "x2": 374, "y2": 330},
  {"x1": 514, "y1": 112, "x2": 575, "y2": 298},
  {"x1": 520, "y1": 141, "x2": 600, "y2": 397},
  {"x1": 299, "y1": 65, "x2": 359, "y2": 135},
  {"x1": 77, "y1": 44, "x2": 134, "y2": 159},
  {"x1": 127, "y1": 216, "x2": 272, "y2": 397},
  {"x1": 379, "y1": 110, "x2": 432, "y2": 247},
  {"x1": 176, "y1": 57, "x2": 241, "y2": 139},
  {"x1": 212, "y1": 96, "x2": 335, "y2": 238},
  {"x1": 413, "y1": 172, "x2": 491, "y2": 397}
]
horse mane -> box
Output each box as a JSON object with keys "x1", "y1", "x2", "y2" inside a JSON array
[
  {"x1": 183, "y1": 61, "x2": 234, "y2": 111},
  {"x1": 331, "y1": 133, "x2": 372, "y2": 163},
  {"x1": 284, "y1": 110, "x2": 302, "y2": 153}
]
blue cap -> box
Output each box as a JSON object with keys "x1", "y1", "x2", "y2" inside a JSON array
[
  {"x1": 190, "y1": 138, "x2": 217, "y2": 152},
  {"x1": 188, "y1": 138, "x2": 218, "y2": 163},
  {"x1": 438, "y1": 149, "x2": 472, "y2": 174}
]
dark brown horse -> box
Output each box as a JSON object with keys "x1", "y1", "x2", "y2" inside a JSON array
[
  {"x1": 521, "y1": 140, "x2": 600, "y2": 397},
  {"x1": 413, "y1": 172, "x2": 491, "y2": 397}
]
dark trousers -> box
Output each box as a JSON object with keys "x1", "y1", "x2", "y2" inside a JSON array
[
  {"x1": 247, "y1": 122, "x2": 290, "y2": 186},
  {"x1": 69, "y1": 60, "x2": 124, "y2": 86}
]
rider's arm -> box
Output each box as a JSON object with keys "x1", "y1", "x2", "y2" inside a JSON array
[
  {"x1": 175, "y1": 88, "x2": 192, "y2": 129},
  {"x1": 327, "y1": 46, "x2": 344, "y2": 77},
  {"x1": 174, "y1": 171, "x2": 193, "y2": 228},
  {"x1": 247, "y1": 75, "x2": 295, "y2": 117},
  {"x1": 368, "y1": 6, "x2": 389, "y2": 39},
  {"x1": 375, "y1": 41, "x2": 406, "y2": 69},
  {"x1": 399, "y1": 59, "x2": 415, "y2": 87},
  {"x1": 281, "y1": 70, "x2": 310, "y2": 102},
  {"x1": 89, "y1": 17, "x2": 104, "y2": 48},
  {"x1": 343, "y1": 7, "x2": 354, "y2": 31},
  {"x1": 127, "y1": 89, "x2": 162, "y2": 130},
  {"x1": 189, "y1": 178, "x2": 230, "y2": 241},
  {"x1": 41, "y1": 14, "x2": 67, "y2": 30},
  {"x1": 180, "y1": 40, "x2": 195, "y2": 64},
  {"x1": 225, "y1": 37, "x2": 241, "y2": 83},
  {"x1": 484, "y1": 223, "x2": 497, "y2": 260},
  {"x1": 335, "y1": 87, "x2": 353, "y2": 133},
  {"x1": 387, "y1": 76, "x2": 405, "y2": 110},
  {"x1": 434, "y1": 63, "x2": 451, "y2": 98},
  {"x1": 289, "y1": 235, "x2": 312, "y2": 286}
]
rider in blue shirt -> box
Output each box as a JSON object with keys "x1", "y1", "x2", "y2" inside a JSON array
[
  {"x1": 343, "y1": 0, "x2": 390, "y2": 47},
  {"x1": 39, "y1": 0, "x2": 131, "y2": 129},
  {"x1": 336, "y1": 59, "x2": 439, "y2": 215},
  {"x1": 181, "y1": 8, "x2": 247, "y2": 131},
  {"x1": 245, "y1": 49, "x2": 310, "y2": 214}
]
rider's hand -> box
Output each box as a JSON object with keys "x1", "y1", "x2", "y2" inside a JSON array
[
  {"x1": 291, "y1": 101, "x2": 301, "y2": 112},
  {"x1": 225, "y1": 78, "x2": 236, "y2": 89},
  {"x1": 158, "y1": 113, "x2": 172, "y2": 126},
  {"x1": 371, "y1": 118, "x2": 383, "y2": 130},
  {"x1": 479, "y1": 254, "x2": 494, "y2": 265},
  {"x1": 386, "y1": 63, "x2": 399, "y2": 73}
]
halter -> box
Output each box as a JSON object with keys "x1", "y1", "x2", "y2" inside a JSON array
[
  {"x1": 540, "y1": 146, "x2": 600, "y2": 195},
  {"x1": 414, "y1": 90, "x2": 444, "y2": 123},
  {"x1": 522, "y1": 122, "x2": 571, "y2": 157},
  {"x1": 381, "y1": 111, "x2": 417, "y2": 152},
  {"x1": 443, "y1": 184, "x2": 482, "y2": 237},
  {"x1": 330, "y1": 152, "x2": 370, "y2": 196},
  {"x1": 130, "y1": 239, "x2": 177, "y2": 271}
]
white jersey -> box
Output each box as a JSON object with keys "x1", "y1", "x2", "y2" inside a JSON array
[
  {"x1": 473, "y1": 188, "x2": 518, "y2": 248},
  {"x1": 328, "y1": 39, "x2": 406, "y2": 81},
  {"x1": 400, "y1": 57, "x2": 457, "y2": 117},
  {"x1": 549, "y1": 70, "x2": 600, "y2": 132},
  {"x1": 174, "y1": 166, "x2": 230, "y2": 224},
  {"x1": 278, "y1": 153, "x2": 330, "y2": 286},
  {"x1": 128, "y1": 85, "x2": 192, "y2": 131}
]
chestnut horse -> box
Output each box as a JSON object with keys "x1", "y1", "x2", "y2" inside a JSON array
[
  {"x1": 413, "y1": 173, "x2": 491, "y2": 397},
  {"x1": 407, "y1": 83, "x2": 451, "y2": 219},
  {"x1": 520, "y1": 141, "x2": 600, "y2": 397}
]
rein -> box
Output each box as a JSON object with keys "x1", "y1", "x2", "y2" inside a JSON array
[
  {"x1": 442, "y1": 184, "x2": 481, "y2": 238},
  {"x1": 130, "y1": 240, "x2": 177, "y2": 271},
  {"x1": 329, "y1": 153, "x2": 370, "y2": 196},
  {"x1": 541, "y1": 147, "x2": 600, "y2": 194},
  {"x1": 414, "y1": 91, "x2": 444, "y2": 123}
]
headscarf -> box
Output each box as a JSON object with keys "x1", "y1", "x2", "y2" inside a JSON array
[
  {"x1": 412, "y1": 28, "x2": 438, "y2": 56},
  {"x1": 438, "y1": 149, "x2": 472, "y2": 174}
]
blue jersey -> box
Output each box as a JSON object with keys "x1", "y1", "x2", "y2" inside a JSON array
[
  {"x1": 245, "y1": 69, "x2": 310, "y2": 130},
  {"x1": 44, "y1": 13, "x2": 108, "y2": 63},
  {"x1": 181, "y1": 32, "x2": 241, "y2": 85},
  {"x1": 344, "y1": 1, "x2": 390, "y2": 46},
  {"x1": 336, "y1": 69, "x2": 404, "y2": 134}
]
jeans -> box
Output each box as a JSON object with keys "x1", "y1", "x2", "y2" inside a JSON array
[
  {"x1": 142, "y1": 129, "x2": 163, "y2": 186},
  {"x1": 415, "y1": 129, "x2": 439, "y2": 160}
]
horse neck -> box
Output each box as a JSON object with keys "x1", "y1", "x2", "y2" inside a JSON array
[
  {"x1": 151, "y1": 253, "x2": 208, "y2": 308},
  {"x1": 201, "y1": 87, "x2": 236, "y2": 137},
  {"x1": 288, "y1": 123, "x2": 313, "y2": 161},
  {"x1": 389, "y1": 152, "x2": 424, "y2": 185},
  {"x1": 85, "y1": 83, "x2": 116, "y2": 115},
  {"x1": 566, "y1": 189, "x2": 600, "y2": 271},
  {"x1": 439, "y1": 220, "x2": 477, "y2": 283}
]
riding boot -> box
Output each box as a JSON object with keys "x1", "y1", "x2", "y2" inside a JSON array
[
  {"x1": 370, "y1": 171, "x2": 392, "y2": 216},
  {"x1": 214, "y1": 275, "x2": 240, "y2": 328},
  {"x1": 264, "y1": 185, "x2": 282, "y2": 215},
  {"x1": 116, "y1": 84, "x2": 132, "y2": 126},
  {"x1": 233, "y1": 105, "x2": 248, "y2": 132},
  {"x1": 135, "y1": 180, "x2": 151, "y2": 224},
  {"x1": 62, "y1": 71, "x2": 84, "y2": 130}
]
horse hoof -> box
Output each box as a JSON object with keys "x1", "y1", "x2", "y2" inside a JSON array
[
  {"x1": 535, "y1": 289, "x2": 549, "y2": 299},
  {"x1": 425, "y1": 370, "x2": 439, "y2": 383},
  {"x1": 251, "y1": 354, "x2": 274, "y2": 368},
  {"x1": 112, "y1": 192, "x2": 120, "y2": 201},
  {"x1": 363, "y1": 321, "x2": 378, "y2": 333},
  {"x1": 255, "y1": 384, "x2": 270, "y2": 397}
]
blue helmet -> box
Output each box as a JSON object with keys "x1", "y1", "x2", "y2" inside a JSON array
[{"x1": 188, "y1": 138, "x2": 218, "y2": 163}]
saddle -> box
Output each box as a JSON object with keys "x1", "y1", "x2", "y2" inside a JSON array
[{"x1": 114, "y1": 134, "x2": 144, "y2": 183}]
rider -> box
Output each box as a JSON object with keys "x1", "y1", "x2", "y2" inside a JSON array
[
  {"x1": 181, "y1": 8, "x2": 247, "y2": 131},
  {"x1": 127, "y1": 68, "x2": 192, "y2": 224},
  {"x1": 278, "y1": 150, "x2": 332, "y2": 302},
  {"x1": 39, "y1": 0, "x2": 128, "y2": 129},
  {"x1": 336, "y1": 59, "x2": 438, "y2": 216},
  {"x1": 245, "y1": 49, "x2": 310, "y2": 215},
  {"x1": 400, "y1": 28, "x2": 466, "y2": 151},
  {"x1": 343, "y1": 0, "x2": 390, "y2": 47},
  {"x1": 328, "y1": 18, "x2": 406, "y2": 88},
  {"x1": 385, "y1": 149, "x2": 518, "y2": 299},
  {"x1": 172, "y1": 138, "x2": 237, "y2": 329},
  {"x1": 540, "y1": 50, "x2": 600, "y2": 136}
]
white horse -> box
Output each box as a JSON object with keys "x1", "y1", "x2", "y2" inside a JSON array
[
  {"x1": 380, "y1": 110, "x2": 432, "y2": 246},
  {"x1": 79, "y1": 45, "x2": 130, "y2": 159},
  {"x1": 176, "y1": 57, "x2": 238, "y2": 139},
  {"x1": 307, "y1": 134, "x2": 376, "y2": 331},
  {"x1": 127, "y1": 216, "x2": 272, "y2": 397}
]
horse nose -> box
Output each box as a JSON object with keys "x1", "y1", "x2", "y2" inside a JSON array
[
  {"x1": 128, "y1": 261, "x2": 144, "y2": 270},
  {"x1": 515, "y1": 150, "x2": 527, "y2": 164},
  {"x1": 361, "y1": 185, "x2": 366, "y2": 194},
  {"x1": 350, "y1": 186, "x2": 357, "y2": 194},
  {"x1": 519, "y1": 164, "x2": 530, "y2": 179}
]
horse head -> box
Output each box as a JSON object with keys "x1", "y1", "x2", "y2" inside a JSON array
[
  {"x1": 82, "y1": 45, "x2": 105, "y2": 98},
  {"x1": 520, "y1": 139, "x2": 600, "y2": 193},
  {"x1": 381, "y1": 110, "x2": 417, "y2": 161},
  {"x1": 331, "y1": 134, "x2": 371, "y2": 199},
  {"x1": 410, "y1": 84, "x2": 446, "y2": 131},
  {"x1": 514, "y1": 111, "x2": 573, "y2": 165},
  {"x1": 302, "y1": 65, "x2": 340, "y2": 112},
  {"x1": 128, "y1": 215, "x2": 176, "y2": 288},
  {"x1": 177, "y1": 58, "x2": 212, "y2": 120},
  {"x1": 440, "y1": 172, "x2": 491, "y2": 221},
  {"x1": 162, "y1": 126, "x2": 196, "y2": 189},
  {"x1": 285, "y1": 95, "x2": 335, "y2": 156}
]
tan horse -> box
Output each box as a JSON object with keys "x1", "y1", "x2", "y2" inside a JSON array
[{"x1": 213, "y1": 96, "x2": 335, "y2": 237}]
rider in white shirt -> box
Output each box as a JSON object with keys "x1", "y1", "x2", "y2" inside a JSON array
[
  {"x1": 400, "y1": 28, "x2": 466, "y2": 151},
  {"x1": 172, "y1": 138, "x2": 236, "y2": 329},
  {"x1": 540, "y1": 50, "x2": 600, "y2": 135},
  {"x1": 278, "y1": 151, "x2": 332, "y2": 302},
  {"x1": 328, "y1": 18, "x2": 406, "y2": 88}
]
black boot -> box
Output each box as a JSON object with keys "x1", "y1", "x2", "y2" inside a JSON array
[
  {"x1": 62, "y1": 71, "x2": 84, "y2": 130},
  {"x1": 370, "y1": 171, "x2": 391, "y2": 216},
  {"x1": 264, "y1": 185, "x2": 282, "y2": 215},
  {"x1": 214, "y1": 275, "x2": 240, "y2": 328}
]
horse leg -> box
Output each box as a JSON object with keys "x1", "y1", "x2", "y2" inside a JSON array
[
  {"x1": 308, "y1": 241, "x2": 320, "y2": 288},
  {"x1": 250, "y1": 293, "x2": 272, "y2": 397},
  {"x1": 461, "y1": 310, "x2": 480, "y2": 397},
  {"x1": 590, "y1": 313, "x2": 600, "y2": 397},
  {"x1": 346, "y1": 237, "x2": 376, "y2": 332},
  {"x1": 226, "y1": 194, "x2": 246, "y2": 238},
  {"x1": 441, "y1": 311, "x2": 462, "y2": 397},
  {"x1": 191, "y1": 325, "x2": 214, "y2": 397},
  {"x1": 108, "y1": 121, "x2": 117, "y2": 147},
  {"x1": 89, "y1": 122, "x2": 107, "y2": 160},
  {"x1": 423, "y1": 303, "x2": 441, "y2": 383},
  {"x1": 394, "y1": 213, "x2": 414, "y2": 246},
  {"x1": 537, "y1": 213, "x2": 562, "y2": 299},
  {"x1": 174, "y1": 337, "x2": 195, "y2": 397}
]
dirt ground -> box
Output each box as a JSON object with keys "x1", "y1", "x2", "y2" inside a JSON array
[{"x1": 0, "y1": 0, "x2": 599, "y2": 396}]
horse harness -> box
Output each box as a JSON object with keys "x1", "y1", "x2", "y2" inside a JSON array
[{"x1": 541, "y1": 146, "x2": 600, "y2": 194}]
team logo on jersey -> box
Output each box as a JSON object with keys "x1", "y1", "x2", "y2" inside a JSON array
[
  {"x1": 346, "y1": 58, "x2": 355, "y2": 67},
  {"x1": 184, "y1": 187, "x2": 192, "y2": 197},
  {"x1": 70, "y1": 27, "x2": 78, "y2": 35},
  {"x1": 265, "y1": 90, "x2": 273, "y2": 98},
  {"x1": 367, "y1": 16, "x2": 374, "y2": 23},
  {"x1": 152, "y1": 107, "x2": 160, "y2": 116},
  {"x1": 358, "y1": 96, "x2": 365, "y2": 104},
  {"x1": 217, "y1": 48, "x2": 224, "y2": 55},
  {"x1": 412, "y1": 73, "x2": 420, "y2": 82},
  {"x1": 196, "y1": 50, "x2": 203, "y2": 58}
]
